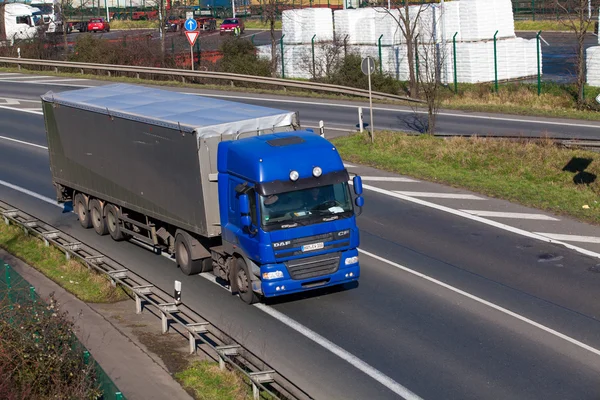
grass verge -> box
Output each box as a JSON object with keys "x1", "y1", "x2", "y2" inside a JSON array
[
  {"x1": 514, "y1": 19, "x2": 577, "y2": 32},
  {"x1": 0, "y1": 222, "x2": 129, "y2": 303},
  {"x1": 332, "y1": 131, "x2": 600, "y2": 225},
  {"x1": 175, "y1": 360, "x2": 253, "y2": 400},
  {"x1": 110, "y1": 20, "x2": 159, "y2": 30}
]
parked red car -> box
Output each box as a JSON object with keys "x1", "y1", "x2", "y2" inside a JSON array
[
  {"x1": 88, "y1": 18, "x2": 110, "y2": 33},
  {"x1": 219, "y1": 18, "x2": 244, "y2": 35}
]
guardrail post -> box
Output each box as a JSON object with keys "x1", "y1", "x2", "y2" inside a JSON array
[
  {"x1": 319, "y1": 120, "x2": 324, "y2": 137},
  {"x1": 453, "y1": 32, "x2": 458, "y2": 94},
  {"x1": 536, "y1": 30, "x2": 542, "y2": 96},
  {"x1": 311, "y1": 34, "x2": 316, "y2": 78},
  {"x1": 493, "y1": 30, "x2": 499, "y2": 93},
  {"x1": 280, "y1": 35, "x2": 285, "y2": 78},
  {"x1": 378, "y1": 34, "x2": 383, "y2": 74}
]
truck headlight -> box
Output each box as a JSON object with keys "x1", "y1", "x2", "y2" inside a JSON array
[
  {"x1": 262, "y1": 270, "x2": 284, "y2": 280},
  {"x1": 345, "y1": 256, "x2": 358, "y2": 265}
]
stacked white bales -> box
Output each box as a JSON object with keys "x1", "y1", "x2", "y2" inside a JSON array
[
  {"x1": 258, "y1": 0, "x2": 539, "y2": 84},
  {"x1": 586, "y1": 12, "x2": 600, "y2": 86}
]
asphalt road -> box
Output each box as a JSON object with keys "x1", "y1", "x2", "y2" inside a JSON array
[
  {"x1": 1, "y1": 83, "x2": 600, "y2": 399},
  {"x1": 3, "y1": 80, "x2": 600, "y2": 140}
]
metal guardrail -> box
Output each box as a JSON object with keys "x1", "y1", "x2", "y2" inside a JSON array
[
  {"x1": 0, "y1": 57, "x2": 424, "y2": 104},
  {"x1": 0, "y1": 199, "x2": 312, "y2": 400}
]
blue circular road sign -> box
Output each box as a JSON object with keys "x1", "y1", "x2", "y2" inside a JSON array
[{"x1": 185, "y1": 18, "x2": 198, "y2": 31}]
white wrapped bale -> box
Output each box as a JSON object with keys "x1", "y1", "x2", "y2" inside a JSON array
[
  {"x1": 586, "y1": 46, "x2": 600, "y2": 87},
  {"x1": 459, "y1": 0, "x2": 515, "y2": 41},
  {"x1": 282, "y1": 8, "x2": 334, "y2": 44}
]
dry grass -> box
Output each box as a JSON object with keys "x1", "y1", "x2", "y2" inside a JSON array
[
  {"x1": 0, "y1": 222, "x2": 129, "y2": 303},
  {"x1": 514, "y1": 19, "x2": 578, "y2": 32},
  {"x1": 110, "y1": 20, "x2": 159, "y2": 30},
  {"x1": 175, "y1": 360, "x2": 251, "y2": 400},
  {"x1": 332, "y1": 131, "x2": 600, "y2": 224}
]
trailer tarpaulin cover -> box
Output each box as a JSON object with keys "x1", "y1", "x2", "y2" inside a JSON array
[{"x1": 41, "y1": 83, "x2": 298, "y2": 139}]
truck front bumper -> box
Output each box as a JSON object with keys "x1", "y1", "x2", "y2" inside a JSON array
[{"x1": 259, "y1": 250, "x2": 360, "y2": 298}]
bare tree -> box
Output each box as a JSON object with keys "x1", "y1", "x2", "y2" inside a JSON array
[
  {"x1": 414, "y1": 15, "x2": 449, "y2": 135},
  {"x1": 555, "y1": 0, "x2": 597, "y2": 107},
  {"x1": 302, "y1": 39, "x2": 345, "y2": 79},
  {"x1": 378, "y1": 1, "x2": 431, "y2": 98},
  {"x1": 263, "y1": 0, "x2": 288, "y2": 76}
]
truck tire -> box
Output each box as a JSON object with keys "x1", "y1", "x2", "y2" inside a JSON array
[
  {"x1": 89, "y1": 199, "x2": 108, "y2": 236},
  {"x1": 104, "y1": 204, "x2": 125, "y2": 241},
  {"x1": 233, "y1": 257, "x2": 259, "y2": 305},
  {"x1": 175, "y1": 233, "x2": 206, "y2": 275},
  {"x1": 74, "y1": 193, "x2": 92, "y2": 229}
]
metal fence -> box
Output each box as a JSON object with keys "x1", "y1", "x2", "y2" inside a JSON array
[
  {"x1": 512, "y1": 0, "x2": 598, "y2": 21},
  {"x1": 1, "y1": 262, "x2": 126, "y2": 400}
]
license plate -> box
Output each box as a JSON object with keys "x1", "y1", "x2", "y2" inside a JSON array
[{"x1": 302, "y1": 242, "x2": 324, "y2": 252}]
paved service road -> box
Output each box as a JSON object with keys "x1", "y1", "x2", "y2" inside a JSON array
[
  {"x1": 1, "y1": 79, "x2": 600, "y2": 140},
  {"x1": 1, "y1": 81, "x2": 600, "y2": 399}
]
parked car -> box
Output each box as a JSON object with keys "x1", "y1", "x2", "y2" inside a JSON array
[
  {"x1": 87, "y1": 18, "x2": 109, "y2": 33},
  {"x1": 219, "y1": 18, "x2": 244, "y2": 35}
]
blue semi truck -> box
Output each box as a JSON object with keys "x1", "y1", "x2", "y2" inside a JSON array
[{"x1": 41, "y1": 84, "x2": 364, "y2": 304}]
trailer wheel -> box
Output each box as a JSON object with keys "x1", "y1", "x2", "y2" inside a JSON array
[
  {"x1": 175, "y1": 233, "x2": 205, "y2": 275},
  {"x1": 234, "y1": 258, "x2": 259, "y2": 305},
  {"x1": 74, "y1": 193, "x2": 92, "y2": 229},
  {"x1": 89, "y1": 199, "x2": 108, "y2": 236},
  {"x1": 104, "y1": 204, "x2": 125, "y2": 241}
]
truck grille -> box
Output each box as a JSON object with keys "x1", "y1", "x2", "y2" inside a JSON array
[{"x1": 285, "y1": 253, "x2": 340, "y2": 280}]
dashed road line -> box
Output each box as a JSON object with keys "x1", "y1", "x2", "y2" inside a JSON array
[
  {"x1": 394, "y1": 191, "x2": 485, "y2": 200},
  {"x1": 460, "y1": 210, "x2": 560, "y2": 221},
  {"x1": 361, "y1": 176, "x2": 419, "y2": 183},
  {"x1": 533, "y1": 233, "x2": 600, "y2": 244},
  {"x1": 0, "y1": 75, "x2": 53, "y2": 80}
]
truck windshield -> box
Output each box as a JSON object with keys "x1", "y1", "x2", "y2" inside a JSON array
[{"x1": 259, "y1": 182, "x2": 353, "y2": 230}]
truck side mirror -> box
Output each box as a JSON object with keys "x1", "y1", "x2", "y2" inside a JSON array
[
  {"x1": 239, "y1": 194, "x2": 251, "y2": 229},
  {"x1": 355, "y1": 196, "x2": 364, "y2": 208},
  {"x1": 353, "y1": 176, "x2": 363, "y2": 195}
]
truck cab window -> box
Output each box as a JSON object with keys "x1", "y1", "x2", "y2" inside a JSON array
[{"x1": 16, "y1": 16, "x2": 29, "y2": 24}]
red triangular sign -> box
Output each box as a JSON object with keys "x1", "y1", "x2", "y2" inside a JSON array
[{"x1": 185, "y1": 31, "x2": 199, "y2": 46}]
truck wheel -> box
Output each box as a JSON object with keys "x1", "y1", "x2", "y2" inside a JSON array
[
  {"x1": 104, "y1": 204, "x2": 125, "y2": 241},
  {"x1": 234, "y1": 258, "x2": 259, "y2": 305},
  {"x1": 74, "y1": 193, "x2": 92, "y2": 229},
  {"x1": 175, "y1": 233, "x2": 205, "y2": 275},
  {"x1": 89, "y1": 199, "x2": 108, "y2": 236}
]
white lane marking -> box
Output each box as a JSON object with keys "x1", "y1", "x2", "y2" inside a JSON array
[
  {"x1": 0, "y1": 75, "x2": 52, "y2": 80},
  {"x1": 189, "y1": 93, "x2": 600, "y2": 130},
  {"x1": 0, "y1": 80, "x2": 93, "y2": 88},
  {"x1": 358, "y1": 248, "x2": 600, "y2": 358},
  {"x1": 2, "y1": 177, "x2": 600, "y2": 390},
  {"x1": 0, "y1": 73, "x2": 23, "y2": 76},
  {"x1": 0, "y1": 135, "x2": 47, "y2": 149},
  {"x1": 362, "y1": 176, "x2": 419, "y2": 183},
  {"x1": 199, "y1": 273, "x2": 422, "y2": 400},
  {"x1": 363, "y1": 183, "x2": 600, "y2": 260},
  {"x1": 533, "y1": 233, "x2": 600, "y2": 244},
  {"x1": 31, "y1": 78, "x2": 89, "y2": 83},
  {"x1": 394, "y1": 191, "x2": 485, "y2": 200},
  {"x1": 254, "y1": 302, "x2": 423, "y2": 400},
  {"x1": 0, "y1": 98, "x2": 20, "y2": 105},
  {"x1": 461, "y1": 210, "x2": 560, "y2": 221},
  {"x1": 0, "y1": 97, "x2": 40, "y2": 103},
  {"x1": 0, "y1": 105, "x2": 43, "y2": 115},
  {"x1": 0, "y1": 179, "x2": 59, "y2": 207},
  {"x1": 343, "y1": 163, "x2": 356, "y2": 168}
]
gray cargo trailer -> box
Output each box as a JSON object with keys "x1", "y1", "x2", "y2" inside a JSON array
[{"x1": 41, "y1": 84, "x2": 299, "y2": 257}]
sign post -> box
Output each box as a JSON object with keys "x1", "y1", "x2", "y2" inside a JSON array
[
  {"x1": 361, "y1": 56, "x2": 375, "y2": 143},
  {"x1": 184, "y1": 18, "x2": 199, "y2": 71}
]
